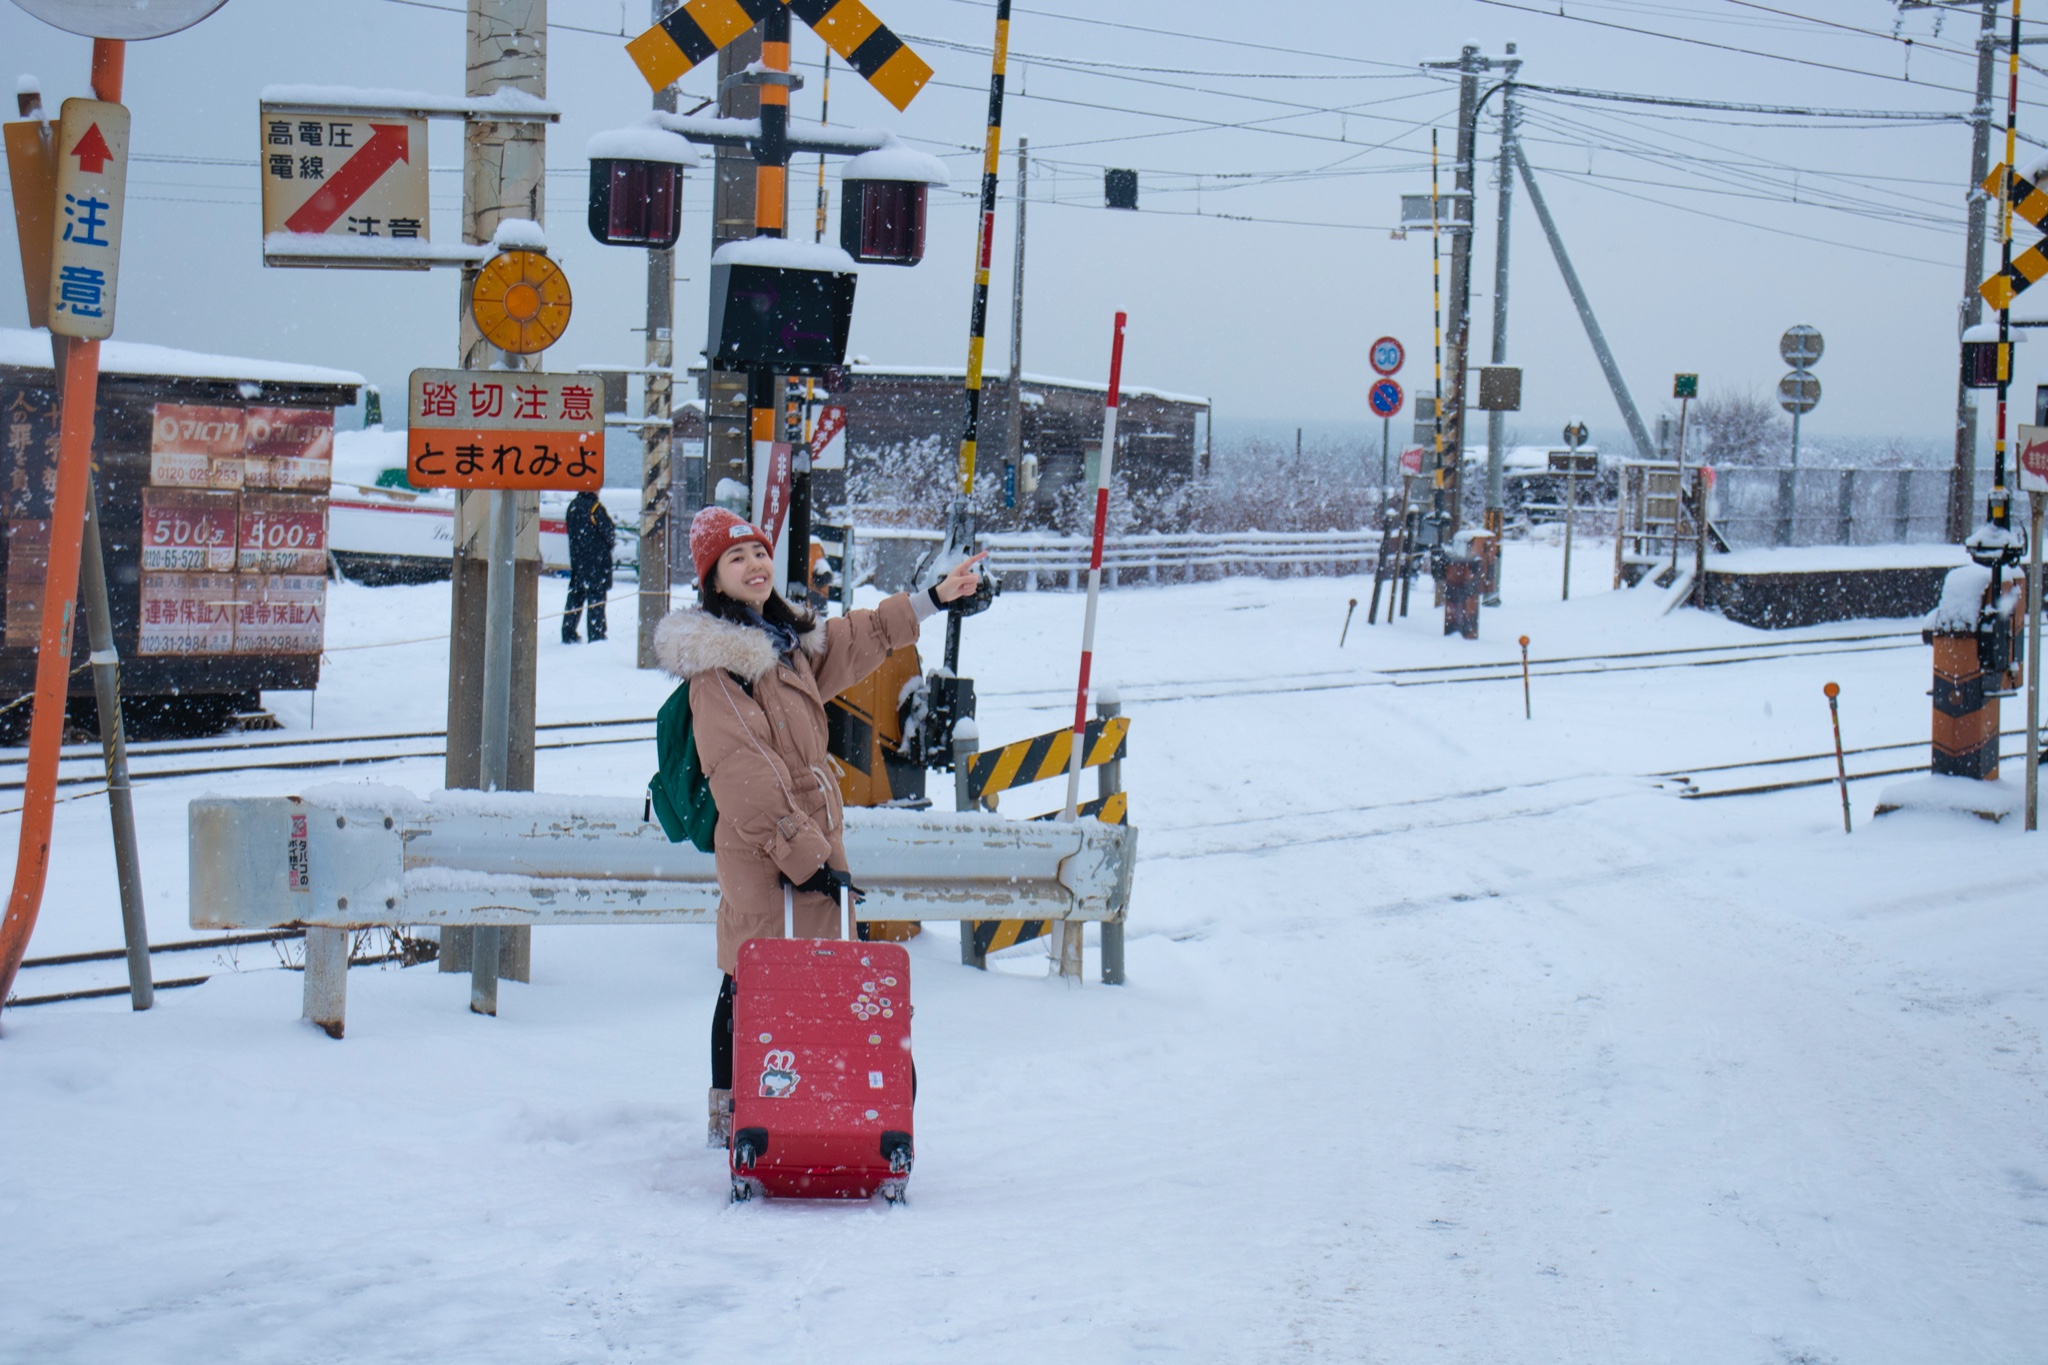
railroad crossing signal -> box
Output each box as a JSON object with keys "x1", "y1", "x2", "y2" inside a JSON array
[
  {"x1": 629, "y1": 0, "x2": 933, "y2": 111},
  {"x1": 1980, "y1": 163, "x2": 2048, "y2": 309}
]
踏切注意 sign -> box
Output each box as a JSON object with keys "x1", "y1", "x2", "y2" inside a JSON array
[{"x1": 406, "y1": 369, "x2": 605, "y2": 491}]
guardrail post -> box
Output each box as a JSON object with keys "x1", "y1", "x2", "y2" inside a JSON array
[
  {"x1": 1096, "y1": 691, "x2": 1125, "y2": 986},
  {"x1": 303, "y1": 927, "x2": 348, "y2": 1039},
  {"x1": 470, "y1": 925, "x2": 501, "y2": 1015},
  {"x1": 953, "y1": 723, "x2": 985, "y2": 969}
]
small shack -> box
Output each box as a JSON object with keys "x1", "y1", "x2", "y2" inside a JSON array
[{"x1": 0, "y1": 328, "x2": 361, "y2": 732}]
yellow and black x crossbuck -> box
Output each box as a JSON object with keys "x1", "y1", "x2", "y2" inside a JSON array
[
  {"x1": 1980, "y1": 161, "x2": 2048, "y2": 310},
  {"x1": 628, "y1": 0, "x2": 933, "y2": 110}
]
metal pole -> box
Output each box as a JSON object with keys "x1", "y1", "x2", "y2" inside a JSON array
[
  {"x1": 1485, "y1": 50, "x2": 1520, "y2": 570},
  {"x1": 1993, "y1": 0, "x2": 2022, "y2": 535},
  {"x1": 1826, "y1": 682, "x2": 1852, "y2": 834},
  {"x1": 1512, "y1": 143, "x2": 1656, "y2": 460},
  {"x1": 80, "y1": 475, "x2": 149, "y2": 1009},
  {"x1": 1096, "y1": 690, "x2": 1125, "y2": 985},
  {"x1": 1380, "y1": 415, "x2": 1389, "y2": 491},
  {"x1": 1791, "y1": 408, "x2": 1801, "y2": 470},
  {"x1": 1562, "y1": 457, "x2": 1577, "y2": 600},
  {"x1": 471, "y1": 484, "x2": 516, "y2": 1016},
  {"x1": 1519, "y1": 634, "x2": 1531, "y2": 718},
  {"x1": 956, "y1": 0, "x2": 1013, "y2": 499},
  {"x1": 2029, "y1": 489, "x2": 2044, "y2": 829},
  {"x1": 1003, "y1": 136, "x2": 1028, "y2": 513},
  {"x1": 953, "y1": 722, "x2": 983, "y2": 967},
  {"x1": 1672, "y1": 393, "x2": 1689, "y2": 582},
  {"x1": 1952, "y1": 0, "x2": 1998, "y2": 544}
]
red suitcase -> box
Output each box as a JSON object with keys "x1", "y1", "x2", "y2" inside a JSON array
[{"x1": 728, "y1": 933, "x2": 914, "y2": 1203}]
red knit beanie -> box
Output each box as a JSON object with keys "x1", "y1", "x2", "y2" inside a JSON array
[{"x1": 690, "y1": 505, "x2": 774, "y2": 587}]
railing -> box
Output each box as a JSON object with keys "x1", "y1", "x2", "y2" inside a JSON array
[
  {"x1": 1711, "y1": 465, "x2": 1989, "y2": 550},
  {"x1": 856, "y1": 526, "x2": 1382, "y2": 592}
]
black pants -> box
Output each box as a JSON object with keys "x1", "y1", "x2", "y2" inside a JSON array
[{"x1": 563, "y1": 575, "x2": 608, "y2": 642}]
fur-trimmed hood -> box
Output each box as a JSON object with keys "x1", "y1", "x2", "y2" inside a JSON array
[{"x1": 653, "y1": 606, "x2": 824, "y2": 683}]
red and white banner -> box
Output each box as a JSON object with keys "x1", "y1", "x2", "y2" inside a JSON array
[
  {"x1": 141, "y1": 488, "x2": 238, "y2": 572},
  {"x1": 809, "y1": 405, "x2": 847, "y2": 471},
  {"x1": 150, "y1": 404, "x2": 246, "y2": 490}
]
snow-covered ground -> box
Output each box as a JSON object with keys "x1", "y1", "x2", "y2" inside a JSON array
[{"x1": 4, "y1": 541, "x2": 2045, "y2": 1362}]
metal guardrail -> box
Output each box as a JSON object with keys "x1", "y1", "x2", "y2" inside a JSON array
[
  {"x1": 855, "y1": 526, "x2": 1382, "y2": 590},
  {"x1": 189, "y1": 790, "x2": 1138, "y2": 1035}
]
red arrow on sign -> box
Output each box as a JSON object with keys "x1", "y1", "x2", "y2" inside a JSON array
[
  {"x1": 69, "y1": 123, "x2": 114, "y2": 173},
  {"x1": 284, "y1": 123, "x2": 412, "y2": 235}
]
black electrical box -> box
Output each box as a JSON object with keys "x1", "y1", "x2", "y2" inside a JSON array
[
  {"x1": 1477, "y1": 366, "x2": 1522, "y2": 411},
  {"x1": 707, "y1": 259, "x2": 858, "y2": 375},
  {"x1": 587, "y1": 158, "x2": 685, "y2": 249},
  {"x1": 1105, "y1": 168, "x2": 1139, "y2": 210}
]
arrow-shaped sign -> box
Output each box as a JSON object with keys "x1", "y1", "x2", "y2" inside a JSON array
[
  {"x1": 1981, "y1": 162, "x2": 2048, "y2": 309},
  {"x1": 68, "y1": 122, "x2": 114, "y2": 173},
  {"x1": 629, "y1": 0, "x2": 931, "y2": 111},
  {"x1": 284, "y1": 123, "x2": 412, "y2": 235}
]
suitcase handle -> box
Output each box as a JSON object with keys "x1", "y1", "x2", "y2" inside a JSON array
[{"x1": 783, "y1": 883, "x2": 794, "y2": 939}]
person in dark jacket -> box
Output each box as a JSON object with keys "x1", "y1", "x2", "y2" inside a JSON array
[{"x1": 563, "y1": 490, "x2": 616, "y2": 643}]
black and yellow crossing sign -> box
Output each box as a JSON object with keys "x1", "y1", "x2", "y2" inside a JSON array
[
  {"x1": 965, "y1": 716, "x2": 1129, "y2": 803},
  {"x1": 968, "y1": 792, "x2": 1129, "y2": 958},
  {"x1": 628, "y1": 0, "x2": 933, "y2": 111},
  {"x1": 1981, "y1": 162, "x2": 2048, "y2": 310}
]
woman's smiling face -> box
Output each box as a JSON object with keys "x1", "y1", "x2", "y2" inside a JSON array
[{"x1": 715, "y1": 540, "x2": 775, "y2": 607}]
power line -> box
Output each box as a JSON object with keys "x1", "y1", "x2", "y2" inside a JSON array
[
  {"x1": 1470, "y1": 0, "x2": 1985, "y2": 93},
  {"x1": 1513, "y1": 81, "x2": 1970, "y2": 123}
]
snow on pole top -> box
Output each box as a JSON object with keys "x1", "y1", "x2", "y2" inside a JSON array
[
  {"x1": 586, "y1": 120, "x2": 701, "y2": 166},
  {"x1": 1962, "y1": 322, "x2": 2023, "y2": 344},
  {"x1": 1927, "y1": 564, "x2": 1994, "y2": 633},
  {"x1": 839, "y1": 141, "x2": 950, "y2": 186},
  {"x1": 711, "y1": 238, "x2": 858, "y2": 272},
  {"x1": 16, "y1": 75, "x2": 38, "y2": 94},
  {"x1": 491, "y1": 218, "x2": 547, "y2": 252}
]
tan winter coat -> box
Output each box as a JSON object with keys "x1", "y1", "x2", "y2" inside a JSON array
[{"x1": 654, "y1": 594, "x2": 922, "y2": 973}]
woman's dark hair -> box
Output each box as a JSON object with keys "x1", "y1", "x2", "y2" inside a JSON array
[{"x1": 699, "y1": 578, "x2": 816, "y2": 634}]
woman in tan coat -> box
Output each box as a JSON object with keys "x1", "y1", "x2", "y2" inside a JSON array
[{"x1": 655, "y1": 505, "x2": 985, "y2": 1145}]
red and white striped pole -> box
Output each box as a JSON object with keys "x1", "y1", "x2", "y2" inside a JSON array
[{"x1": 1063, "y1": 311, "x2": 1125, "y2": 822}]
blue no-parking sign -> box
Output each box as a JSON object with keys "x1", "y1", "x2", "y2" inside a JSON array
[{"x1": 1369, "y1": 377, "x2": 1404, "y2": 418}]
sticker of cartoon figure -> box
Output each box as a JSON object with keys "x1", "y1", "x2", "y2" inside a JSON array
[{"x1": 759, "y1": 1049, "x2": 801, "y2": 1098}]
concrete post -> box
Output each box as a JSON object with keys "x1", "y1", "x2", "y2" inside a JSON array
[
  {"x1": 639, "y1": 6, "x2": 678, "y2": 669},
  {"x1": 302, "y1": 926, "x2": 348, "y2": 1039},
  {"x1": 442, "y1": 0, "x2": 545, "y2": 991}
]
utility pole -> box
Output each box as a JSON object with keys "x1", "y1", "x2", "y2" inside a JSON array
[
  {"x1": 1484, "y1": 45, "x2": 1520, "y2": 605},
  {"x1": 1953, "y1": 0, "x2": 1999, "y2": 544},
  {"x1": 639, "y1": 0, "x2": 677, "y2": 669},
  {"x1": 442, "y1": 0, "x2": 546, "y2": 993},
  {"x1": 1002, "y1": 136, "x2": 1028, "y2": 523}
]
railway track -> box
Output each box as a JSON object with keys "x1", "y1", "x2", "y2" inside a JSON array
[
  {"x1": 1660, "y1": 727, "x2": 2033, "y2": 800},
  {"x1": 987, "y1": 629, "x2": 1924, "y2": 708}
]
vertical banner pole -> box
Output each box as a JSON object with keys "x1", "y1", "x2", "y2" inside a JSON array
[{"x1": 1063, "y1": 312, "x2": 1125, "y2": 825}]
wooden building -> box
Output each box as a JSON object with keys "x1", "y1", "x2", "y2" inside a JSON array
[
  {"x1": 0, "y1": 329, "x2": 361, "y2": 733},
  {"x1": 689, "y1": 364, "x2": 1210, "y2": 530}
]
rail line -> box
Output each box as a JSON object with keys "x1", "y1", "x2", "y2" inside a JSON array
[{"x1": 1659, "y1": 726, "x2": 2035, "y2": 799}]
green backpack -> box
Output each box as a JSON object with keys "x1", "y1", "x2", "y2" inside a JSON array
[{"x1": 647, "y1": 681, "x2": 718, "y2": 852}]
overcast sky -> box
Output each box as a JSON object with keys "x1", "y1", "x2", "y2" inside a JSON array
[{"x1": 1, "y1": 0, "x2": 2042, "y2": 453}]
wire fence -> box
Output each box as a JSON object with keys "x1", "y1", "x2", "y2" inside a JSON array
[{"x1": 1710, "y1": 465, "x2": 1986, "y2": 550}]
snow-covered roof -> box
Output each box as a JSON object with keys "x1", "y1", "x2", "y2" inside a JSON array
[
  {"x1": 845, "y1": 363, "x2": 1209, "y2": 408},
  {"x1": 0, "y1": 327, "x2": 365, "y2": 388}
]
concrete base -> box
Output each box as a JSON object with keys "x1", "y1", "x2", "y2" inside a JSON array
[{"x1": 1697, "y1": 546, "x2": 1966, "y2": 630}]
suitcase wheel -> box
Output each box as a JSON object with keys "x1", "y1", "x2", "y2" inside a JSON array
[
  {"x1": 731, "y1": 1177, "x2": 755, "y2": 1203},
  {"x1": 881, "y1": 1130, "x2": 913, "y2": 1176},
  {"x1": 880, "y1": 1178, "x2": 908, "y2": 1205},
  {"x1": 733, "y1": 1127, "x2": 769, "y2": 1172}
]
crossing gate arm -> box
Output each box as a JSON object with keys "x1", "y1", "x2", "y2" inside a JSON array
[
  {"x1": 968, "y1": 716, "x2": 1129, "y2": 802},
  {"x1": 189, "y1": 788, "x2": 1138, "y2": 931}
]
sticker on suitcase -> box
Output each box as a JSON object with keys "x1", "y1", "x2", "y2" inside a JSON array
[
  {"x1": 758, "y1": 1049, "x2": 801, "y2": 1098},
  {"x1": 851, "y1": 971, "x2": 900, "y2": 1021}
]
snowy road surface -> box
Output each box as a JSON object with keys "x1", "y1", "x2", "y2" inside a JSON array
[{"x1": 3, "y1": 542, "x2": 2045, "y2": 1362}]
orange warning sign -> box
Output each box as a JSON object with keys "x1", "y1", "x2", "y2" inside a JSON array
[{"x1": 405, "y1": 368, "x2": 604, "y2": 491}]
